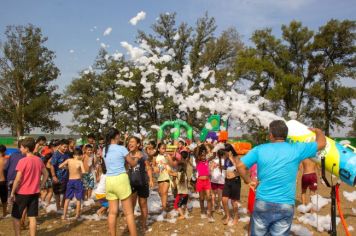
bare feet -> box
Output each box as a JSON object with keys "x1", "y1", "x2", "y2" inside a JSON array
[
  {"x1": 178, "y1": 215, "x2": 185, "y2": 220},
  {"x1": 223, "y1": 217, "x2": 230, "y2": 225}
]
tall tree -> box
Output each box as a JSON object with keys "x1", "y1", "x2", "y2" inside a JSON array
[
  {"x1": 0, "y1": 24, "x2": 65, "y2": 137},
  {"x1": 308, "y1": 19, "x2": 356, "y2": 136}
]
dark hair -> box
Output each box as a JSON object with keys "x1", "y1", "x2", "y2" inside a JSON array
[
  {"x1": 36, "y1": 136, "x2": 46, "y2": 143},
  {"x1": 178, "y1": 162, "x2": 187, "y2": 184},
  {"x1": 195, "y1": 144, "x2": 207, "y2": 162},
  {"x1": 147, "y1": 140, "x2": 157, "y2": 148},
  {"x1": 59, "y1": 139, "x2": 69, "y2": 146},
  {"x1": 0, "y1": 144, "x2": 6, "y2": 154},
  {"x1": 217, "y1": 149, "x2": 225, "y2": 173},
  {"x1": 68, "y1": 138, "x2": 75, "y2": 144},
  {"x1": 21, "y1": 137, "x2": 36, "y2": 152},
  {"x1": 104, "y1": 128, "x2": 120, "y2": 158},
  {"x1": 157, "y1": 143, "x2": 166, "y2": 154},
  {"x1": 87, "y1": 133, "x2": 95, "y2": 139},
  {"x1": 224, "y1": 143, "x2": 238, "y2": 157},
  {"x1": 178, "y1": 140, "x2": 185, "y2": 146},
  {"x1": 84, "y1": 144, "x2": 93, "y2": 149},
  {"x1": 98, "y1": 135, "x2": 104, "y2": 141},
  {"x1": 269, "y1": 120, "x2": 288, "y2": 140},
  {"x1": 73, "y1": 148, "x2": 83, "y2": 156},
  {"x1": 180, "y1": 151, "x2": 189, "y2": 160}
]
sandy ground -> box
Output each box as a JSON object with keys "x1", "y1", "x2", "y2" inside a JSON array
[{"x1": 0, "y1": 172, "x2": 355, "y2": 236}]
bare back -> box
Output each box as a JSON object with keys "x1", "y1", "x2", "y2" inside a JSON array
[
  {"x1": 301, "y1": 159, "x2": 317, "y2": 175},
  {"x1": 0, "y1": 157, "x2": 6, "y2": 181},
  {"x1": 68, "y1": 159, "x2": 85, "y2": 180}
]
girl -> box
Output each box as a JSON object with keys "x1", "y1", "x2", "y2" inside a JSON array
[
  {"x1": 174, "y1": 162, "x2": 189, "y2": 219},
  {"x1": 153, "y1": 143, "x2": 171, "y2": 216},
  {"x1": 127, "y1": 136, "x2": 153, "y2": 231},
  {"x1": 195, "y1": 144, "x2": 214, "y2": 222},
  {"x1": 103, "y1": 128, "x2": 137, "y2": 236},
  {"x1": 222, "y1": 144, "x2": 241, "y2": 225},
  {"x1": 210, "y1": 149, "x2": 225, "y2": 213}
]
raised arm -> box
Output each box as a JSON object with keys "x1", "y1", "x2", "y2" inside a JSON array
[{"x1": 309, "y1": 128, "x2": 326, "y2": 151}]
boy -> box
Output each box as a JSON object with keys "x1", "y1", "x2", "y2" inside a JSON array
[
  {"x1": 10, "y1": 137, "x2": 48, "y2": 236},
  {"x1": 82, "y1": 144, "x2": 95, "y2": 200},
  {"x1": 50, "y1": 139, "x2": 70, "y2": 212},
  {"x1": 59, "y1": 149, "x2": 86, "y2": 220},
  {"x1": 0, "y1": 144, "x2": 8, "y2": 217},
  {"x1": 300, "y1": 158, "x2": 319, "y2": 206}
]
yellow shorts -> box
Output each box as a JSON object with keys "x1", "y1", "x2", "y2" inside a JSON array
[{"x1": 105, "y1": 173, "x2": 132, "y2": 201}]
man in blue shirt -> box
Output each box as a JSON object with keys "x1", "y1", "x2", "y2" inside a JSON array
[
  {"x1": 50, "y1": 139, "x2": 69, "y2": 212},
  {"x1": 235, "y1": 120, "x2": 326, "y2": 236}
]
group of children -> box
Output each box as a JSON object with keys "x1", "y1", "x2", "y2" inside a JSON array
[{"x1": 0, "y1": 132, "x2": 321, "y2": 236}]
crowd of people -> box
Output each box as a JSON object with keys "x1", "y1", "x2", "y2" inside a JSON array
[{"x1": 0, "y1": 119, "x2": 326, "y2": 236}]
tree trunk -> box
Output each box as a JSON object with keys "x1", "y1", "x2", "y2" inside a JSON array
[{"x1": 324, "y1": 79, "x2": 330, "y2": 136}]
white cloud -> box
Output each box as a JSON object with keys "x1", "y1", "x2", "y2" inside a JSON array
[
  {"x1": 103, "y1": 27, "x2": 112, "y2": 36},
  {"x1": 129, "y1": 11, "x2": 146, "y2": 25},
  {"x1": 69, "y1": 49, "x2": 74, "y2": 53}
]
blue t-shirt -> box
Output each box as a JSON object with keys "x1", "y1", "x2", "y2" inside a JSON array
[
  {"x1": 50, "y1": 151, "x2": 69, "y2": 183},
  {"x1": 103, "y1": 144, "x2": 129, "y2": 176},
  {"x1": 4, "y1": 151, "x2": 25, "y2": 182},
  {"x1": 241, "y1": 142, "x2": 318, "y2": 205}
]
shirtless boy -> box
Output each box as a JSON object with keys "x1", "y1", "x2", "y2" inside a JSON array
[
  {"x1": 300, "y1": 158, "x2": 319, "y2": 205},
  {"x1": 59, "y1": 149, "x2": 86, "y2": 220}
]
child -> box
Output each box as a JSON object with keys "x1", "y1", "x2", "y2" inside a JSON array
[
  {"x1": 0, "y1": 144, "x2": 8, "y2": 217},
  {"x1": 95, "y1": 170, "x2": 108, "y2": 217},
  {"x1": 153, "y1": 143, "x2": 171, "y2": 216},
  {"x1": 82, "y1": 144, "x2": 95, "y2": 200},
  {"x1": 174, "y1": 162, "x2": 189, "y2": 219},
  {"x1": 59, "y1": 149, "x2": 86, "y2": 220},
  {"x1": 10, "y1": 137, "x2": 48, "y2": 236},
  {"x1": 195, "y1": 144, "x2": 214, "y2": 222},
  {"x1": 210, "y1": 149, "x2": 225, "y2": 213},
  {"x1": 300, "y1": 159, "x2": 319, "y2": 206}
]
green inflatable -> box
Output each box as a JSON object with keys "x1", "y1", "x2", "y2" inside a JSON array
[
  {"x1": 200, "y1": 114, "x2": 228, "y2": 141},
  {"x1": 157, "y1": 120, "x2": 193, "y2": 141}
]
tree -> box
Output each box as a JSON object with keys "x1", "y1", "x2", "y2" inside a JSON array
[
  {"x1": 0, "y1": 24, "x2": 65, "y2": 137},
  {"x1": 308, "y1": 19, "x2": 356, "y2": 136}
]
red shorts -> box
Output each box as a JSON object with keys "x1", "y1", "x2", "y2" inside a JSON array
[
  {"x1": 302, "y1": 173, "x2": 318, "y2": 191},
  {"x1": 211, "y1": 183, "x2": 224, "y2": 191},
  {"x1": 247, "y1": 187, "x2": 256, "y2": 214},
  {"x1": 196, "y1": 178, "x2": 211, "y2": 192},
  {"x1": 174, "y1": 194, "x2": 188, "y2": 209}
]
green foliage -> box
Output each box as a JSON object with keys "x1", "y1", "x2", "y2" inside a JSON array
[{"x1": 0, "y1": 24, "x2": 65, "y2": 136}]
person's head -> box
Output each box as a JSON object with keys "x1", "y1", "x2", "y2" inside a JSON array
[
  {"x1": 128, "y1": 136, "x2": 141, "y2": 152},
  {"x1": 157, "y1": 143, "x2": 166, "y2": 155},
  {"x1": 195, "y1": 144, "x2": 208, "y2": 160},
  {"x1": 68, "y1": 138, "x2": 75, "y2": 149},
  {"x1": 36, "y1": 136, "x2": 47, "y2": 145},
  {"x1": 145, "y1": 140, "x2": 157, "y2": 157},
  {"x1": 0, "y1": 144, "x2": 6, "y2": 156},
  {"x1": 104, "y1": 128, "x2": 120, "y2": 157},
  {"x1": 98, "y1": 136, "x2": 105, "y2": 146},
  {"x1": 73, "y1": 148, "x2": 83, "y2": 160},
  {"x1": 269, "y1": 120, "x2": 288, "y2": 141},
  {"x1": 58, "y1": 139, "x2": 69, "y2": 154},
  {"x1": 87, "y1": 133, "x2": 96, "y2": 145},
  {"x1": 20, "y1": 137, "x2": 36, "y2": 155},
  {"x1": 178, "y1": 140, "x2": 185, "y2": 149},
  {"x1": 84, "y1": 144, "x2": 93, "y2": 155},
  {"x1": 180, "y1": 150, "x2": 189, "y2": 160},
  {"x1": 224, "y1": 143, "x2": 238, "y2": 157},
  {"x1": 217, "y1": 149, "x2": 227, "y2": 159},
  {"x1": 205, "y1": 143, "x2": 214, "y2": 153}
]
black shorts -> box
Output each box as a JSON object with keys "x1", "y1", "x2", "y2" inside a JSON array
[
  {"x1": 12, "y1": 193, "x2": 39, "y2": 219},
  {"x1": 0, "y1": 181, "x2": 8, "y2": 203},
  {"x1": 222, "y1": 177, "x2": 241, "y2": 200},
  {"x1": 131, "y1": 184, "x2": 149, "y2": 198},
  {"x1": 53, "y1": 182, "x2": 67, "y2": 195}
]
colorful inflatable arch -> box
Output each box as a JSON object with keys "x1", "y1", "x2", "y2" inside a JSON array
[{"x1": 157, "y1": 120, "x2": 193, "y2": 141}]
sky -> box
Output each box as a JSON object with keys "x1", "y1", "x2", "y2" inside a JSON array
[{"x1": 0, "y1": 0, "x2": 355, "y2": 136}]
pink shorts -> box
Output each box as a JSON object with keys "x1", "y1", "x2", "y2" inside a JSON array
[
  {"x1": 211, "y1": 183, "x2": 224, "y2": 190},
  {"x1": 196, "y1": 178, "x2": 211, "y2": 192}
]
